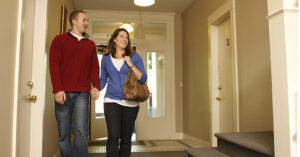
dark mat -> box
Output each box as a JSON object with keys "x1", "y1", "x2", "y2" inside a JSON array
[
  {"x1": 89, "y1": 151, "x2": 187, "y2": 157},
  {"x1": 89, "y1": 141, "x2": 145, "y2": 146}
]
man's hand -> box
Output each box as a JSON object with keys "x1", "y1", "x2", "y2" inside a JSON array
[
  {"x1": 90, "y1": 87, "x2": 99, "y2": 100},
  {"x1": 55, "y1": 91, "x2": 66, "y2": 105}
]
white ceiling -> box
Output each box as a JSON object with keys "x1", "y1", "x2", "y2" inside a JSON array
[{"x1": 73, "y1": 0, "x2": 194, "y2": 13}]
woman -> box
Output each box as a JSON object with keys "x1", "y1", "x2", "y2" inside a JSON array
[{"x1": 100, "y1": 28, "x2": 147, "y2": 157}]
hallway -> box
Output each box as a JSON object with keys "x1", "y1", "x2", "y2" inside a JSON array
[{"x1": 1, "y1": 0, "x2": 298, "y2": 156}]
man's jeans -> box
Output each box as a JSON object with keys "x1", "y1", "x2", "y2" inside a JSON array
[{"x1": 55, "y1": 92, "x2": 89, "y2": 157}]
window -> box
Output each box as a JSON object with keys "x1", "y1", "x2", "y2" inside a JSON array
[{"x1": 147, "y1": 52, "x2": 165, "y2": 118}]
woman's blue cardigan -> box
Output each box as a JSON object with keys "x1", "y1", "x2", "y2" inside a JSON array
[{"x1": 100, "y1": 52, "x2": 147, "y2": 100}]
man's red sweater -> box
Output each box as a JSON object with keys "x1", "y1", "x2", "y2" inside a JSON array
[{"x1": 49, "y1": 33, "x2": 100, "y2": 93}]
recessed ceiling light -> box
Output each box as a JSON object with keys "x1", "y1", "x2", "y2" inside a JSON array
[{"x1": 134, "y1": 0, "x2": 155, "y2": 7}]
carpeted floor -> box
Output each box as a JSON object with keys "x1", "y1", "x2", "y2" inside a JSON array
[{"x1": 88, "y1": 151, "x2": 188, "y2": 157}]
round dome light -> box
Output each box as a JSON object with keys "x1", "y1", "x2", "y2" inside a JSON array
[{"x1": 134, "y1": 0, "x2": 155, "y2": 7}]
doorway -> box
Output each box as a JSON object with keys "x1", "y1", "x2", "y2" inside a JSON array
[
  {"x1": 13, "y1": 0, "x2": 48, "y2": 156},
  {"x1": 86, "y1": 11, "x2": 177, "y2": 141},
  {"x1": 218, "y1": 18, "x2": 234, "y2": 133},
  {"x1": 208, "y1": 0, "x2": 239, "y2": 147}
]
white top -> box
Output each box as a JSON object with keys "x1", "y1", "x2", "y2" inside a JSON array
[
  {"x1": 70, "y1": 32, "x2": 85, "y2": 41},
  {"x1": 103, "y1": 54, "x2": 139, "y2": 107},
  {"x1": 110, "y1": 54, "x2": 124, "y2": 71}
]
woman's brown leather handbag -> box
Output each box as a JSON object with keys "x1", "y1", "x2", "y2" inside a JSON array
[{"x1": 124, "y1": 69, "x2": 150, "y2": 102}]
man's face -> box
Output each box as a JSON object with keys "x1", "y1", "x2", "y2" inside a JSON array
[{"x1": 73, "y1": 13, "x2": 89, "y2": 33}]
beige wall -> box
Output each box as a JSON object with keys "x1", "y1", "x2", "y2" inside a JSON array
[
  {"x1": 174, "y1": 13, "x2": 183, "y2": 132},
  {"x1": 235, "y1": 0, "x2": 273, "y2": 131},
  {"x1": 43, "y1": 0, "x2": 75, "y2": 156},
  {"x1": 182, "y1": 0, "x2": 273, "y2": 142},
  {"x1": 182, "y1": 0, "x2": 227, "y2": 141},
  {"x1": 0, "y1": 0, "x2": 19, "y2": 156}
]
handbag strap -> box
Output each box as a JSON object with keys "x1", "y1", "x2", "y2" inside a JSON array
[{"x1": 125, "y1": 68, "x2": 136, "y2": 83}]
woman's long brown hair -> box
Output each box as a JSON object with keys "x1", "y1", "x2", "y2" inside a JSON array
[{"x1": 106, "y1": 28, "x2": 135, "y2": 57}]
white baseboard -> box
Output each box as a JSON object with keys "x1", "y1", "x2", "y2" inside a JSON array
[
  {"x1": 183, "y1": 133, "x2": 211, "y2": 147},
  {"x1": 53, "y1": 150, "x2": 60, "y2": 157},
  {"x1": 173, "y1": 132, "x2": 184, "y2": 139}
]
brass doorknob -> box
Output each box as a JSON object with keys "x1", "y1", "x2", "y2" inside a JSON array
[
  {"x1": 27, "y1": 81, "x2": 33, "y2": 88},
  {"x1": 216, "y1": 96, "x2": 223, "y2": 101},
  {"x1": 24, "y1": 95, "x2": 37, "y2": 102}
]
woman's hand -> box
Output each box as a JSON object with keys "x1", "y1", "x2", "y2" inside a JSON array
[
  {"x1": 124, "y1": 56, "x2": 143, "y2": 80},
  {"x1": 90, "y1": 87, "x2": 99, "y2": 100},
  {"x1": 124, "y1": 56, "x2": 133, "y2": 68}
]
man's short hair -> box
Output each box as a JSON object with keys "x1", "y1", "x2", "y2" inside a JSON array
[{"x1": 68, "y1": 10, "x2": 87, "y2": 26}]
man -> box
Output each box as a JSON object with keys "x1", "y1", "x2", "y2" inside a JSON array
[{"x1": 49, "y1": 10, "x2": 100, "y2": 157}]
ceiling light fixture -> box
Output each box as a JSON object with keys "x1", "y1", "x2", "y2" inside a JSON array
[
  {"x1": 134, "y1": 0, "x2": 155, "y2": 7},
  {"x1": 120, "y1": 23, "x2": 134, "y2": 32}
]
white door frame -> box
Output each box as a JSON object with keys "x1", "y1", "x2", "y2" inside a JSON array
[
  {"x1": 208, "y1": 0, "x2": 239, "y2": 147},
  {"x1": 85, "y1": 10, "x2": 177, "y2": 140},
  {"x1": 90, "y1": 73, "x2": 108, "y2": 140},
  {"x1": 12, "y1": 0, "x2": 48, "y2": 156}
]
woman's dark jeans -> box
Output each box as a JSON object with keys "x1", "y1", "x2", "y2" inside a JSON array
[{"x1": 104, "y1": 102, "x2": 139, "y2": 157}]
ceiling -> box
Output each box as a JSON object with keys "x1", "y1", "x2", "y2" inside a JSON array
[{"x1": 73, "y1": 0, "x2": 194, "y2": 13}]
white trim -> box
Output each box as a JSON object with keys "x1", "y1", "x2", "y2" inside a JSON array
[
  {"x1": 85, "y1": 10, "x2": 175, "y2": 16},
  {"x1": 231, "y1": 0, "x2": 240, "y2": 132},
  {"x1": 12, "y1": 0, "x2": 24, "y2": 156},
  {"x1": 208, "y1": 0, "x2": 232, "y2": 25},
  {"x1": 29, "y1": 0, "x2": 48, "y2": 156},
  {"x1": 266, "y1": 1, "x2": 298, "y2": 155},
  {"x1": 208, "y1": 0, "x2": 239, "y2": 147},
  {"x1": 298, "y1": 0, "x2": 300, "y2": 155},
  {"x1": 266, "y1": 8, "x2": 298, "y2": 19},
  {"x1": 169, "y1": 15, "x2": 177, "y2": 140},
  {"x1": 174, "y1": 132, "x2": 184, "y2": 139},
  {"x1": 209, "y1": 24, "x2": 220, "y2": 147},
  {"x1": 183, "y1": 134, "x2": 210, "y2": 147},
  {"x1": 296, "y1": 1, "x2": 300, "y2": 157}
]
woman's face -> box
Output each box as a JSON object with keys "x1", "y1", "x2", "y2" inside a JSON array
[{"x1": 114, "y1": 31, "x2": 129, "y2": 50}]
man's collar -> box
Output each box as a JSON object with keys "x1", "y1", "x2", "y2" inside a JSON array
[{"x1": 68, "y1": 29, "x2": 89, "y2": 39}]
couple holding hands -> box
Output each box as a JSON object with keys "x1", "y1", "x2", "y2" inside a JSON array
[{"x1": 49, "y1": 10, "x2": 147, "y2": 157}]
